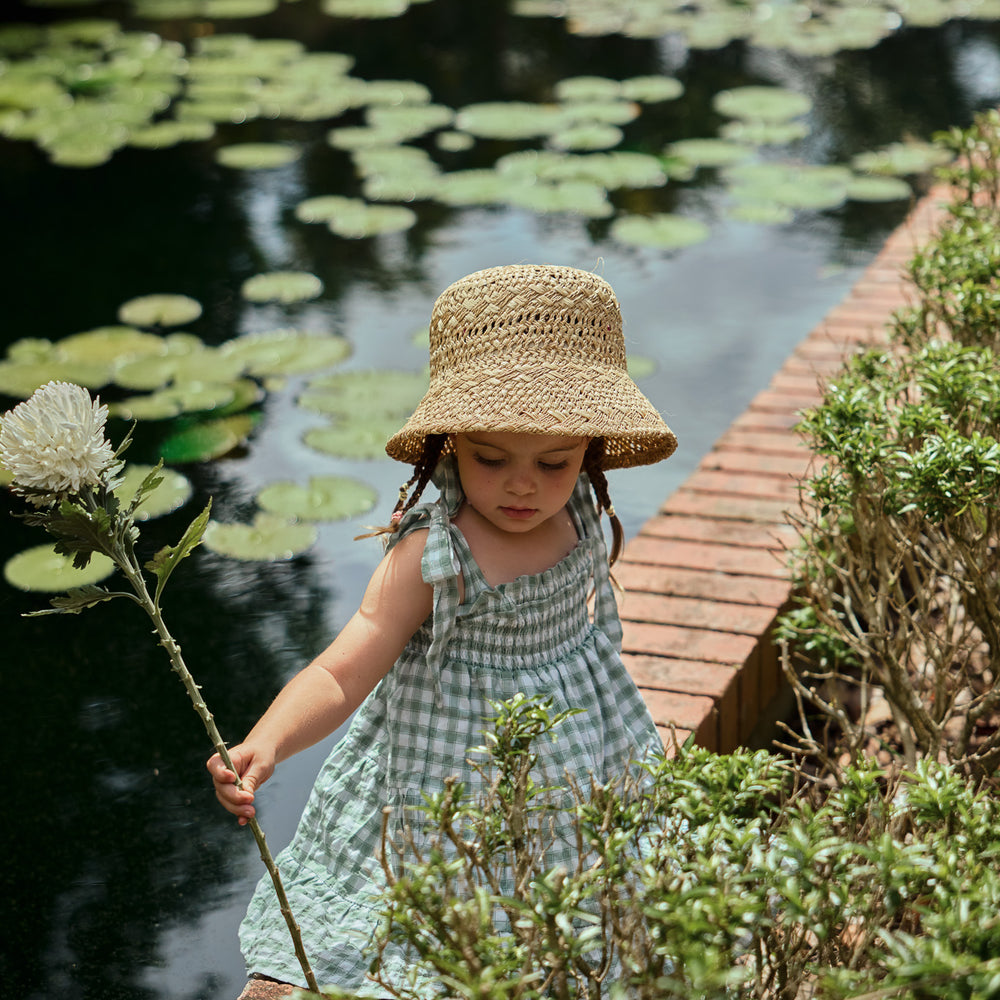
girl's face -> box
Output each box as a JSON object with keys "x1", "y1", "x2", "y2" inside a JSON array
[{"x1": 451, "y1": 432, "x2": 589, "y2": 535}]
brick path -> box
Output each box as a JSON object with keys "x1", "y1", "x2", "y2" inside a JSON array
[{"x1": 618, "y1": 181, "x2": 956, "y2": 754}]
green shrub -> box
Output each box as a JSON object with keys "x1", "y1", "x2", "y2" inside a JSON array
[{"x1": 319, "y1": 698, "x2": 1000, "y2": 1000}]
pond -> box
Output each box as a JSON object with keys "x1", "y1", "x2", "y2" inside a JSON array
[{"x1": 1, "y1": 0, "x2": 999, "y2": 996}]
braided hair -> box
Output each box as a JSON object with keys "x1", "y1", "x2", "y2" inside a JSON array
[{"x1": 583, "y1": 437, "x2": 624, "y2": 565}]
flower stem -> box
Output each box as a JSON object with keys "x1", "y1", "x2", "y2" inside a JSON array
[{"x1": 117, "y1": 555, "x2": 321, "y2": 996}]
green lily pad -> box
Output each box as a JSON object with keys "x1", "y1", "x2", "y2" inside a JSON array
[
  {"x1": 117, "y1": 295, "x2": 203, "y2": 329},
  {"x1": 551, "y1": 123, "x2": 623, "y2": 152},
  {"x1": 437, "y1": 169, "x2": 522, "y2": 206},
  {"x1": 158, "y1": 413, "x2": 258, "y2": 464},
  {"x1": 454, "y1": 101, "x2": 567, "y2": 140},
  {"x1": 128, "y1": 119, "x2": 217, "y2": 148},
  {"x1": 718, "y1": 118, "x2": 811, "y2": 146},
  {"x1": 357, "y1": 78, "x2": 432, "y2": 105},
  {"x1": 507, "y1": 179, "x2": 612, "y2": 217},
  {"x1": 4, "y1": 544, "x2": 115, "y2": 592},
  {"x1": 713, "y1": 86, "x2": 813, "y2": 123},
  {"x1": 203, "y1": 512, "x2": 317, "y2": 561},
  {"x1": 241, "y1": 271, "x2": 324, "y2": 304},
  {"x1": 851, "y1": 140, "x2": 953, "y2": 176},
  {"x1": 256, "y1": 475, "x2": 377, "y2": 521},
  {"x1": 115, "y1": 463, "x2": 193, "y2": 520},
  {"x1": 846, "y1": 174, "x2": 913, "y2": 202},
  {"x1": 215, "y1": 142, "x2": 302, "y2": 169},
  {"x1": 0, "y1": 356, "x2": 112, "y2": 395},
  {"x1": 302, "y1": 415, "x2": 402, "y2": 459},
  {"x1": 667, "y1": 137, "x2": 754, "y2": 168},
  {"x1": 620, "y1": 75, "x2": 684, "y2": 103},
  {"x1": 299, "y1": 369, "x2": 428, "y2": 419},
  {"x1": 726, "y1": 162, "x2": 853, "y2": 210},
  {"x1": 220, "y1": 329, "x2": 352, "y2": 376},
  {"x1": 435, "y1": 130, "x2": 475, "y2": 152},
  {"x1": 609, "y1": 212, "x2": 711, "y2": 250},
  {"x1": 554, "y1": 76, "x2": 623, "y2": 102},
  {"x1": 321, "y1": 0, "x2": 409, "y2": 17},
  {"x1": 366, "y1": 102, "x2": 455, "y2": 139}
]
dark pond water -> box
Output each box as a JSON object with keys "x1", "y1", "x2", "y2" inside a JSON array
[{"x1": 1, "y1": 1, "x2": 999, "y2": 996}]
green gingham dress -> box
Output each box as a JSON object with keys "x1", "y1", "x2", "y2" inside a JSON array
[{"x1": 240, "y1": 458, "x2": 662, "y2": 993}]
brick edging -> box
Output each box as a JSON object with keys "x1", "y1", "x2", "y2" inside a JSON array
[{"x1": 620, "y1": 184, "x2": 955, "y2": 753}]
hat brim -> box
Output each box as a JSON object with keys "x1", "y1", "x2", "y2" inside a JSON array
[{"x1": 385, "y1": 360, "x2": 676, "y2": 469}]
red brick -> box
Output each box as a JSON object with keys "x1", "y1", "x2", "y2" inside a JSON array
[
  {"x1": 700, "y1": 447, "x2": 810, "y2": 479},
  {"x1": 737, "y1": 645, "x2": 762, "y2": 746},
  {"x1": 768, "y1": 371, "x2": 825, "y2": 394},
  {"x1": 616, "y1": 562, "x2": 793, "y2": 608},
  {"x1": 623, "y1": 621, "x2": 759, "y2": 664},
  {"x1": 749, "y1": 388, "x2": 824, "y2": 413},
  {"x1": 729, "y1": 408, "x2": 803, "y2": 432},
  {"x1": 661, "y1": 490, "x2": 793, "y2": 523},
  {"x1": 622, "y1": 536, "x2": 788, "y2": 577},
  {"x1": 715, "y1": 428, "x2": 812, "y2": 456},
  {"x1": 640, "y1": 688, "x2": 716, "y2": 750},
  {"x1": 625, "y1": 654, "x2": 740, "y2": 752},
  {"x1": 681, "y1": 469, "x2": 800, "y2": 503},
  {"x1": 620, "y1": 592, "x2": 780, "y2": 635},
  {"x1": 639, "y1": 513, "x2": 795, "y2": 550}
]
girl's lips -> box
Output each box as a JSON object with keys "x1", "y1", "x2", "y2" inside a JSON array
[{"x1": 500, "y1": 506, "x2": 537, "y2": 520}]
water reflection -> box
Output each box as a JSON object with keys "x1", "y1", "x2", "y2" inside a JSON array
[{"x1": 2, "y1": 0, "x2": 1000, "y2": 996}]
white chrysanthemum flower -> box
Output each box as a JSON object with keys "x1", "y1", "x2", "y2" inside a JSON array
[{"x1": 0, "y1": 381, "x2": 117, "y2": 501}]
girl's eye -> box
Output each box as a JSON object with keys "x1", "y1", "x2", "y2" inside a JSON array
[
  {"x1": 473, "y1": 454, "x2": 504, "y2": 468},
  {"x1": 540, "y1": 460, "x2": 569, "y2": 471}
]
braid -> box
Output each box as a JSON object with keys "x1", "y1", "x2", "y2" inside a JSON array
[
  {"x1": 354, "y1": 434, "x2": 447, "y2": 541},
  {"x1": 584, "y1": 438, "x2": 624, "y2": 565}
]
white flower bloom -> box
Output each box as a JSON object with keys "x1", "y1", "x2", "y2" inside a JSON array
[{"x1": 0, "y1": 381, "x2": 117, "y2": 500}]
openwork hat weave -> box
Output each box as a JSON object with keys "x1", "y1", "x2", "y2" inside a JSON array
[{"x1": 386, "y1": 264, "x2": 677, "y2": 470}]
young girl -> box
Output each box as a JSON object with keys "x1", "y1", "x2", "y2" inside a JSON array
[{"x1": 208, "y1": 263, "x2": 677, "y2": 994}]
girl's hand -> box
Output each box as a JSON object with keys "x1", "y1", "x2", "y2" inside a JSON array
[{"x1": 207, "y1": 745, "x2": 275, "y2": 826}]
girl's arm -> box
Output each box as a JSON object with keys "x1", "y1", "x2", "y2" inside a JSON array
[{"x1": 207, "y1": 528, "x2": 433, "y2": 824}]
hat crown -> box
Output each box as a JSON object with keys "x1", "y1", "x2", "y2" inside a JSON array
[{"x1": 429, "y1": 265, "x2": 626, "y2": 378}]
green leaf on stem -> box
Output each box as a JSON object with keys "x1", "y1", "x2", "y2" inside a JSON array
[
  {"x1": 145, "y1": 499, "x2": 211, "y2": 603},
  {"x1": 27, "y1": 584, "x2": 130, "y2": 615}
]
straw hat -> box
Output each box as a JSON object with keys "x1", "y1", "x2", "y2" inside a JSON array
[{"x1": 385, "y1": 264, "x2": 677, "y2": 470}]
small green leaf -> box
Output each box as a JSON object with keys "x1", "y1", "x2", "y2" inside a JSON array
[{"x1": 145, "y1": 499, "x2": 211, "y2": 602}]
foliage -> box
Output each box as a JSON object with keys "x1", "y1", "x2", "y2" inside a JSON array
[
  {"x1": 777, "y1": 108, "x2": 1000, "y2": 778},
  {"x1": 319, "y1": 696, "x2": 1000, "y2": 1000}
]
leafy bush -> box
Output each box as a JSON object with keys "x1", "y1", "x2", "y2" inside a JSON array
[
  {"x1": 312, "y1": 697, "x2": 1000, "y2": 1000},
  {"x1": 777, "y1": 110, "x2": 1000, "y2": 778}
]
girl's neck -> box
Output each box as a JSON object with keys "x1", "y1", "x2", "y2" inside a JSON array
[{"x1": 453, "y1": 501, "x2": 578, "y2": 588}]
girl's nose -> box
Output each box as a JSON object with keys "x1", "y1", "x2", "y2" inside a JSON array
[{"x1": 506, "y1": 468, "x2": 536, "y2": 495}]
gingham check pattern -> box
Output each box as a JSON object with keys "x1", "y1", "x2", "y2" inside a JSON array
[{"x1": 240, "y1": 459, "x2": 661, "y2": 994}]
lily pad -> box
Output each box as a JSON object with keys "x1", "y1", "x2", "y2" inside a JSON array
[
  {"x1": 117, "y1": 294, "x2": 203, "y2": 328},
  {"x1": 256, "y1": 475, "x2": 377, "y2": 521},
  {"x1": 299, "y1": 369, "x2": 427, "y2": 419},
  {"x1": 115, "y1": 463, "x2": 193, "y2": 519},
  {"x1": 220, "y1": 329, "x2": 352, "y2": 376},
  {"x1": 718, "y1": 118, "x2": 811, "y2": 146},
  {"x1": 554, "y1": 76, "x2": 623, "y2": 102},
  {"x1": 851, "y1": 140, "x2": 953, "y2": 176},
  {"x1": 241, "y1": 271, "x2": 324, "y2": 304},
  {"x1": 609, "y1": 212, "x2": 712, "y2": 250},
  {"x1": 4, "y1": 544, "x2": 115, "y2": 592},
  {"x1": 203, "y1": 512, "x2": 317, "y2": 561},
  {"x1": 846, "y1": 174, "x2": 913, "y2": 202},
  {"x1": 620, "y1": 75, "x2": 684, "y2": 103},
  {"x1": 713, "y1": 86, "x2": 813, "y2": 123},
  {"x1": 551, "y1": 123, "x2": 623, "y2": 152},
  {"x1": 507, "y1": 179, "x2": 613, "y2": 217},
  {"x1": 215, "y1": 142, "x2": 302, "y2": 169},
  {"x1": 454, "y1": 101, "x2": 567, "y2": 140},
  {"x1": 129, "y1": 120, "x2": 217, "y2": 148},
  {"x1": 667, "y1": 137, "x2": 754, "y2": 168},
  {"x1": 302, "y1": 415, "x2": 402, "y2": 459},
  {"x1": 53, "y1": 326, "x2": 162, "y2": 367},
  {"x1": 158, "y1": 413, "x2": 258, "y2": 464}
]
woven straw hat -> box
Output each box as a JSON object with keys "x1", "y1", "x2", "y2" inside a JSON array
[{"x1": 385, "y1": 264, "x2": 677, "y2": 470}]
